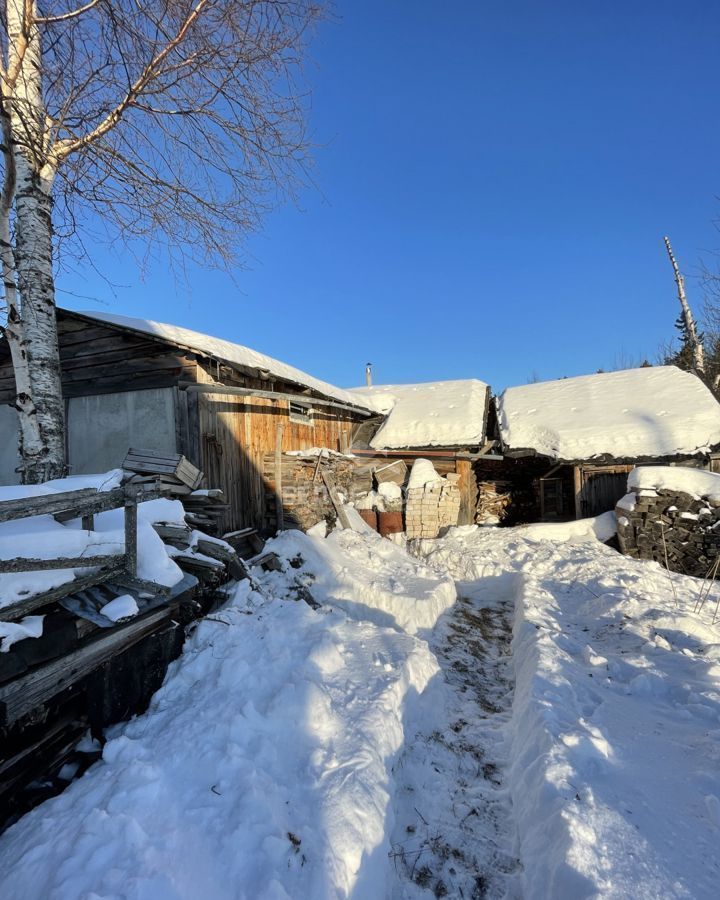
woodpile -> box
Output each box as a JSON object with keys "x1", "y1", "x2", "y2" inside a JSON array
[
  {"x1": 0, "y1": 465, "x2": 257, "y2": 832},
  {"x1": 123, "y1": 448, "x2": 232, "y2": 536},
  {"x1": 181, "y1": 490, "x2": 229, "y2": 536},
  {"x1": 263, "y1": 451, "x2": 372, "y2": 532},
  {"x1": 616, "y1": 488, "x2": 720, "y2": 577},
  {"x1": 476, "y1": 480, "x2": 512, "y2": 524}
]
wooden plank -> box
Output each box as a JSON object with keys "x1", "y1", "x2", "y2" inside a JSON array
[
  {"x1": 0, "y1": 487, "x2": 120, "y2": 523},
  {"x1": 0, "y1": 553, "x2": 126, "y2": 573},
  {"x1": 0, "y1": 563, "x2": 127, "y2": 623},
  {"x1": 180, "y1": 382, "x2": 373, "y2": 418},
  {"x1": 573, "y1": 465, "x2": 584, "y2": 520},
  {"x1": 321, "y1": 470, "x2": 352, "y2": 530},
  {"x1": 0, "y1": 608, "x2": 170, "y2": 726},
  {"x1": 275, "y1": 424, "x2": 285, "y2": 530},
  {"x1": 124, "y1": 498, "x2": 138, "y2": 577},
  {"x1": 52, "y1": 487, "x2": 129, "y2": 523},
  {"x1": 128, "y1": 447, "x2": 183, "y2": 461}
]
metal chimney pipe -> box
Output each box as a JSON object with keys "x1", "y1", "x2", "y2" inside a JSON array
[{"x1": 365, "y1": 362, "x2": 372, "y2": 387}]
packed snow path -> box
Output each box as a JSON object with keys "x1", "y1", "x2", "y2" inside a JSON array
[
  {"x1": 424, "y1": 525, "x2": 720, "y2": 899},
  {"x1": 388, "y1": 574, "x2": 521, "y2": 899}
]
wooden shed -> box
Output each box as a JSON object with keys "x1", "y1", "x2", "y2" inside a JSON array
[
  {"x1": 348, "y1": 379, "x2": 497, "y2": 525},
  {"x1": 0, "y1": 309, "x2": 374, "y2": 532},
  {"x1": 496, "y1": 366, "x2": 720, "y2": 521}
]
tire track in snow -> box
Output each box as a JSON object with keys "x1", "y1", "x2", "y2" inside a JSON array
[{"x1": 388, "y1": 574, "x2": 521, "y2": 899}]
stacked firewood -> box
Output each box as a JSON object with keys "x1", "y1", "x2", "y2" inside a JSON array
[
  {"x1": 181, "y1": 490, "x2": 229, "y2": 536},
  {"x1": 616, "y1": 488, "x2": 720, "y2": 577},
  {"x1": 263, "y1": 452, "x2": 373, "y2": 531},
  {"x1": 475, "y1": 480, "x2": 512, "y2": 524}
]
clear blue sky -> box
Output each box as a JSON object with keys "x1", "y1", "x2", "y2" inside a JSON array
[{"x1": 58, "y1": 0, "x2": 720, "y2": 392}]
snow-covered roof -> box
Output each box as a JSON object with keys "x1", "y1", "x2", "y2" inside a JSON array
[
  {"x1": 349, "y1": 380, "x2": 489, "y2": 450},
  {"x1": 73, "y1": 310, "x2": 375, "y2": 413},
  {"x1": 497, "y1": 366, "x2": 720, "y2": 461}
]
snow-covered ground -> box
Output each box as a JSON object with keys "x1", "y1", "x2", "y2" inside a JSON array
[
  {"x1": 0, "y1": 527, "x2": 454, "y2": 900},
  {"x1": 421, "y1": 525, "x2": 720, "y2": 899},
  {"x1": 3, "y1": 515, "x2": 720, "y2": 898}
]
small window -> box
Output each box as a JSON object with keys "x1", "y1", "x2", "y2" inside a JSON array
[{"x1": 289, "y1": 401, "x2": 313, "y2": 425}]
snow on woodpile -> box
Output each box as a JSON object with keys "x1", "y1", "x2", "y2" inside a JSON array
[
  {"x1": 627, "y1": 464, "x2": 720, "y2": 501},
  {"x1": 405, "y1": 459, "x2": 462, "y2": 540},
  {"x1": 498, "y1": 366, "x2": 720, "y2": 461},
  {"x1": 350, "y1": 379, "x2": 489, "y2": 449},
  {"x1": 79, "y1": 311, "x2": 375, "y2": 412},
  {"x1": 617, "y1": 466, "x2": 720, "y2": 576}
]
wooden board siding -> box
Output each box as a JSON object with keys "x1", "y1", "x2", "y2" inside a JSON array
[
  {"x1": 193, "y1": 377, "x2": 356, "y2": 531},
  {"x1": 0, "y1": 311, "x2": 365, "y2": 532},
  {"x1": 0, "y1": 316, "x2": 198, "y2": 404}
]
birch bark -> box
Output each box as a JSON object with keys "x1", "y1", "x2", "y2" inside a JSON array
[
  {"x1": 664, "y1": 235, "x2": 706, "y2": 378},
  {"x1": 4, "y1": 1, "x2": 65, "y2": 482}
]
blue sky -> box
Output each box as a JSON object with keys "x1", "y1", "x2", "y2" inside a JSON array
[{"x1": 58, "y1": 0, "x2": 720, "y2": 392}]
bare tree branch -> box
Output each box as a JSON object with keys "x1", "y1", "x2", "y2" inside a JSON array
[{"x1": 34, "y1": 0, "x2": 99, "y2": 25}]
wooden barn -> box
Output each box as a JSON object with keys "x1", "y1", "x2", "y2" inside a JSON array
[
  {"x1": 495, "y1": 366, "x2": 720, "y2": 521},
  {"x1": 0, "y1": 309, "x2": 375, "y2": 532}
]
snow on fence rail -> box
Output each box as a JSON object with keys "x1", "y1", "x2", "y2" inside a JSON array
[{"x1": 0, "y1": 483, "x2": 164, "y2": 622}]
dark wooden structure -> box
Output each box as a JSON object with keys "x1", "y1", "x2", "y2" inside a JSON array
[{"x1": 0, "y1": 309, "x2": 373, "y2": 532}]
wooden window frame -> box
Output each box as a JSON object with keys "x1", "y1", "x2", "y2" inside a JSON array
[{"x1": 288, "y1": 400, "x2": 313, "y2": 426}]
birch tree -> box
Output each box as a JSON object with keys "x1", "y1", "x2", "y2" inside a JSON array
[
  {"x1": 0, "y1": 1, "x2": 321, "y2": 483},
  {"x1": 664, "y1": 235, "x2": 706, "y2": 377}
]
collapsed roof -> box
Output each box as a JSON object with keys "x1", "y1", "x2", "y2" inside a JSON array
[{"x1": 497, "y1": 366, "x2": 720, "y2": 462}]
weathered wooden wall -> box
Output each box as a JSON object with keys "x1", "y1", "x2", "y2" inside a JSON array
[
  {"x1": 0, "y1": 312, "x2": 364, "y2": 532},
  {"x1": 0, "y1": 314, "x2": 198, "y2": 405},
  {"x1": 176, "y1": 363, "x2": 357, "y2": 532}
]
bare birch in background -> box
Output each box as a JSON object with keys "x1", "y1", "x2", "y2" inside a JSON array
[
  {"x1": 0, "y1": 0, "x2": 322, "y2": 483},
  {"x1": 664, "y1": 235, "x2": 706, "y2": 378}
]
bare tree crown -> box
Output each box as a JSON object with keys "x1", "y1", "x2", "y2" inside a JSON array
[{"x1": 1, "y1": 1, "x2": 323, "y2": 267}]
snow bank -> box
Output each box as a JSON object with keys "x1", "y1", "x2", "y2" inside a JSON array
[
  {"x1": 82, "y1": 311, "x2": 374, "y2": 413},
  {"x1": 424, "y1": 525, "x2": 720, "y2": 898},
  {"x1": 498, "y1": 366, "x2": 720, "y2": 460},
  {"x1": 628, "y1": 465, "x2": 720, "y2": 501},
  {"x1": 519, "y1": 510, "x2": 617, "y2": 543},
  {"x1": 266, "y1": 527, "x2": 456, "y2": 635},
  {"x1": 0, "y1": 537, "x2": 442, "y2": 900},
  {"x1": 350, "y1": 380, "x2": 489, "y2": 449}
]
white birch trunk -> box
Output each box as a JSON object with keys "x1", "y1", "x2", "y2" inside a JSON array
[
  {"x1": 664, "y1": 235, "x2": 706, "y2": 377},
  {"x1": 5, "y1": 0, "x2": 66, "y2": 483}
]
